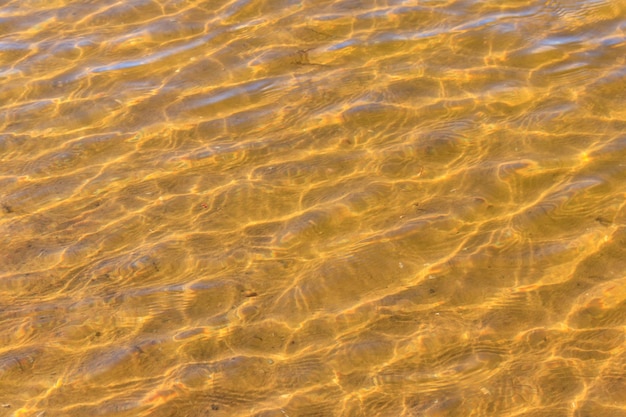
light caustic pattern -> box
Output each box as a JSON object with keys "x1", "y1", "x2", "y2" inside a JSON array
[{"x1": 1, "y1": 0, "x2": 626, "y2": 416}]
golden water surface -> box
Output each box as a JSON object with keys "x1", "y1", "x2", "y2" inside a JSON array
[{"x1": 1, "y1": 0, "x2": 626, "y2": 416}]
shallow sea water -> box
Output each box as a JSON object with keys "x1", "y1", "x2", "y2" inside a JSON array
[{"x1": 1, "y1": 0, "x2": 626, "y2": 416}]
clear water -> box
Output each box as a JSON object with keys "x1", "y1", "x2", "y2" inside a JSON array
[{"x1": 1, "y1": 0, "x2": 625, "y2": 416}]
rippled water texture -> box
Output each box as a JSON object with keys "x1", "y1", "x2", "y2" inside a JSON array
[{"x1": 1, "y1": 0, "x2": 626, "y2": 416}]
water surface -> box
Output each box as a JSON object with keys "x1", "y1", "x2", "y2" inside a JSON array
[{"x1": 1, "y1": 0, "x2": 626, "y2": 416}]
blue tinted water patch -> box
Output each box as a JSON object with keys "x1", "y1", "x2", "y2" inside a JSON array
[
  {"x1": 492, "y1": 22, "x2": 517, "y2": 33},
  {"x1": 372, "y1": 30, "x2": 442, "y2": 42},
  {"x1": 233, "y1": 79, "x2": 276, "y2": 100},
  {"x1": 393, "y1": 5, "x2": 431, "y2": 14},
  {"x1": 540, "y1": 35, "x2": 584, "y2": 46},
  {"x1": 328, "y1": 39, "x2": 360, "y2": 51},
  {"x1": 10, "y1": 99, "x2": 55, "y2": 116},
  {"x1": 454, "y1": 16, "x2": 498, "y2": 31},
  {"x1": 184, "y1": 78, "x2": 277, "y2": 109},
  {"x1": 225, "y1": 107, "x2": 275, "y2": 129},
  {"x1": 311, "y1": 13, "x2": 345, "y2": 22},
  {"x1": 91, "y1": 35, "x2": 212, "y2": 74},
  {"x1": 50, "y1": 38, "x2": 99, "y2": 53},
  {"x1": 220, "y1": 0, "x2": 252, "y2": 19},
  {"x1": 357, "y1": 9, "x2": 393, "y2": 20},
  {"x1": 601, "y1": 36, "x2": 624, "y2": 47},
  {"x1": 453, "y1": 7, "x2": 540, "y2": 31},
  {"x1": 230, "y1": 17, "x2": 269, "y2": 31},
  {"x1": 92, "y1": 60, "x2": 144, "y2": 73},
  {"x1": 0, "y1": 41, "x2": 30, "y2": 52}
]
